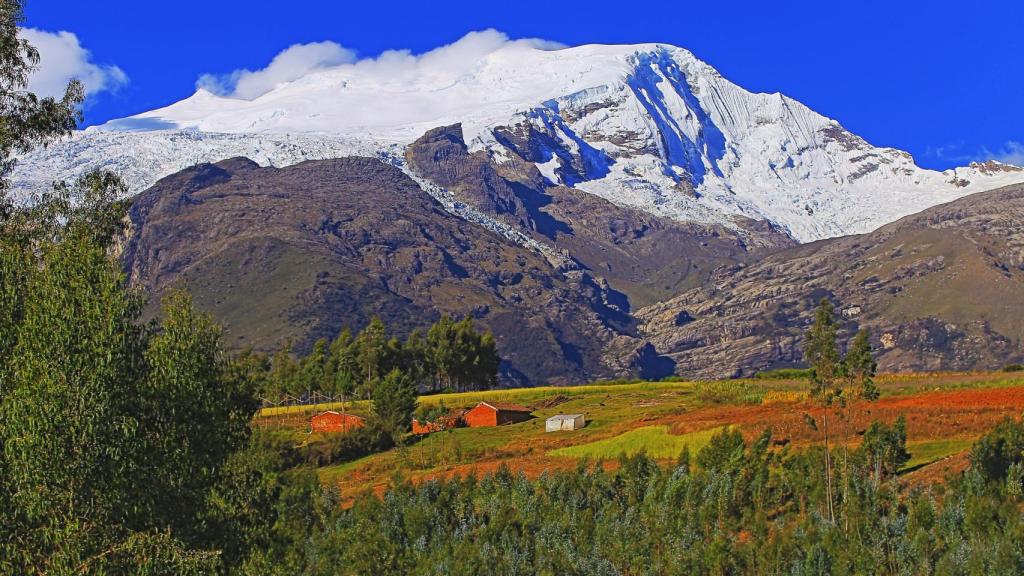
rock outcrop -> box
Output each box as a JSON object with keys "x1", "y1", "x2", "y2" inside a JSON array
[
  {"x1": 638, "y1": 184, "x2": 1024, "y2": 378},
  {"x1": 123, "y1": 156, "x2": 660, "y2": 386}
]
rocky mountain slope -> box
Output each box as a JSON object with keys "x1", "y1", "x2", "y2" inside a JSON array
[
  {"x1": 123, "y1": 156, "x2": 675, "y2": 386},
  {"x1": 403, "y1": 123, "x2": 793, "y2": 308},
  {"x1": 19, "y1": 37, "x2": 1024, "y2": 384},
  {"x1": 638, "y1": 183, "x2": 1024, "y2": 378},
  {"x1": 15, "y1": 41, "x2": 1024, "y2": 243}
]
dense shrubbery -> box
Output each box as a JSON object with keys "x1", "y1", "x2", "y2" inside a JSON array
[
  {"x1": 754, "y1": 367, "x2": 815, "y2": 380},
  {"x1": 301, "y1": 425, "x2": 394, "y2": 467},
  {"x1": 239, "y1": 418, "x2": 1024, "y2": 575}
]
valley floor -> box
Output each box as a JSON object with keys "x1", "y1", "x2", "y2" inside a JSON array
[{"x1": 255, "y1": 371, "x2": 1024, "y2": 506}]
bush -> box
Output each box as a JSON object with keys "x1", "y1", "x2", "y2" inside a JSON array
[
  {"x1": 302, "y1": 425, "x2": 392, "y2": 466},
  {"x1": 861, "y1": 416, "x2": 910, "y2": 480},
  {"x1": 415, "y1": 401, "x2": 451, "y2": 423},
  {"x1": 696, "y1": 427, "x2": 745, "y2": 472},
  {"x1": 590, "y1": 378, "x2": 646, "y2": 386},
  {"x1": 971, "y1": 417, "x2": 1024, "y2": 482},
  {"x1": 1003, "y1": 364, "x2": 1024, "y2": 373},
  {"x1": 754, "y1": 368, "x2": 814, "y2": 380}
]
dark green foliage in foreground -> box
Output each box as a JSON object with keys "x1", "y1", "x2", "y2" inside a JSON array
[
  {"x1": 0, "y1": 173, "x2": 259, "y2": 572},
  {"x1": 277, "y1": 420, "x2": 1024, "y2": 576},
  {"x1": 0, "y1": 6, "x2": 261, "y2": 568}
]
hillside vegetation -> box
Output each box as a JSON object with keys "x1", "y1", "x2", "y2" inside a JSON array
[{"x1": 257, "y1": 371, "x2": 1024, "y2": 504}]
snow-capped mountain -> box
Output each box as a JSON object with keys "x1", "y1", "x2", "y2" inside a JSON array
[{"x1": 14, "y1": 41, "x2": 1024, "y2": 242}]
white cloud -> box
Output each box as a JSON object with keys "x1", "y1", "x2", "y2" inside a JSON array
[
  {"x1": 197, "y1": 29, "x2": 565, "y2": 100},
  {"x1": 20, "y1": 28, "x2": 127, "y2": 99},
  {"x1": 985, "y1": 141, "x2": 1024, "y2": 167},
  {"x1": 198, "y1": 41, "x2": 357, "y2": 100},
  {"x1": 928, "y1": 140, "x2": 1024, "y2": 168}
]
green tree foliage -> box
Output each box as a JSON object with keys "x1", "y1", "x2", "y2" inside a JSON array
[
  {"x1": 372, "y1": 369, "x2": 419, "y2": 441},
  {"x1": 141, "y1": 291, "x2": 259, "y2": 543},
  {"x1": 802, "y1": 299, "x2": 882, "y2": 525},
  {"x1": 860, "y1": 416, "x2": 911, "y2": 481},
  {"x1": 399, "y1": 327, "x2": 429, "y2": 386},
  {"x1": 258, "y1": 315, "x2": 502, "y2": 400},
  {"x1": 204, "y1": 429, "x2": 336, "y2": 575},
  {"x1": 695, "y1": 427, "x2": 746, "y2": 472},
  {"x1": 1, "y1": 176, "x2": 155, "y2": 571},
  {"x1": 803, "y1": 298, "x2": 842, "y2": 522},
  {"x1": 427, "y1": 315, "x2": 500, "y2": 392},
  {"x1": 244, "y1": 421, "x2": 1024, "y2": 575},
  {"x1": 268, "y1": 341, "x2": 300, "y2": 397},
  {"x1": 356, "y1": 316, "x2": 388, "y2": 389},
  {"x1": 299, "y1": 337, "x2": 329, "y2": 393},
  {"x1": 804, "y1": 298, "x2": 841, "y2": 400},
  {"x1": 0, "y1": 175, "x2": 258, "y2": 571},
  {"x1": 327, "y1": 329, "x2": 358, "y2": 407},
  {"x1": 970, "y1": 417, "x2": 1024, "y2": 482},
  {"x1": 844, "y1": 328, "x2": 879, "y2": 401}
]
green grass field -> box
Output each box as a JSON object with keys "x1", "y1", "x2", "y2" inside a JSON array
[
  {"x1": 901, "y1": 438, "x2": 976, "y2": 473},
  {"x1": 550, "y1": 425, "x2": 727, "y2": 460}
]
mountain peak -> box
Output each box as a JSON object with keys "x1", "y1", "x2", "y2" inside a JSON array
[{"x1": 15, "y1": 40, "x2": 1024, "y2": 242}]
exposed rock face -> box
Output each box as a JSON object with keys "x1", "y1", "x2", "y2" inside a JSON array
[
  {"x1": 121, "y1": 136, "x2": 1024, "y2": 386},
  {"x1": 406, "y1": 124, "x2": 794, "y2": 309},
  {"x1": 638, "y1": 184, "x2": 1024, "y2": 378},
  {"x1": 123, "y1": 156, "x2": 662, "y2": 386}
]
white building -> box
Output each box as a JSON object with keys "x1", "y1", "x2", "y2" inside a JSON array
[{"x1": 546, "y1": 414, "x2": 586, "y2": 432}]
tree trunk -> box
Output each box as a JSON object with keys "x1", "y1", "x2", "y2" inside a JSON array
[
  {"x1": 842, "y1": 404, "x2": 851, "y2": 532},
  {"x1": 824, "y1": 411, "x2": 835, "y2": 524}
]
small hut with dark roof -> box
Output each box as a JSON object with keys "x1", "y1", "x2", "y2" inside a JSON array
[{"x1": 463, "y1": 401, "x2": 532, "y2": 427}]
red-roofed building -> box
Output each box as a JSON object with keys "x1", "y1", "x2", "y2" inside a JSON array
[
  {"x1": 463, "y1": 402, "x2": 532, "y2": 427},
  {"x1": 311, "y1": 411, "x2": 365, "y2": 434}
]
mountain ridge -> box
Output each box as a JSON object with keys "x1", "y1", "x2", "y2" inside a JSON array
[
  {"x1": 638, "y1": 182, "x2": 1024, "y2": 378},
  {"x1": 122, "y1": 154, "x2": 678, "y2": 386},
  {"x1": 14, "y1": 41, "x2": 1024, "y2": 243}
]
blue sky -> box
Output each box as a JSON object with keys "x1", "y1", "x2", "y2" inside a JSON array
[{"x1": 25, "y1": 0, "x2": 1024, "y2": 169}]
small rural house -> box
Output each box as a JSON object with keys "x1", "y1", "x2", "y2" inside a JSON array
[
  {"x1": 546, "y1": 414, "x2": 586, "y2": 432},
  {"x1": 464, "y1": 402, "x2": 532, "y2": 427},
  {"x1": 310, "y1": 411, "x2": 365, "y2": 434}
]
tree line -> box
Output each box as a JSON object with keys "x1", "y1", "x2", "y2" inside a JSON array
[
  {"x1": 254, "y1": 315, "x2": 501, "y2": 402},
  {"x1": 231, "y1": 415, "x2": 1024, "y2": 574}
]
